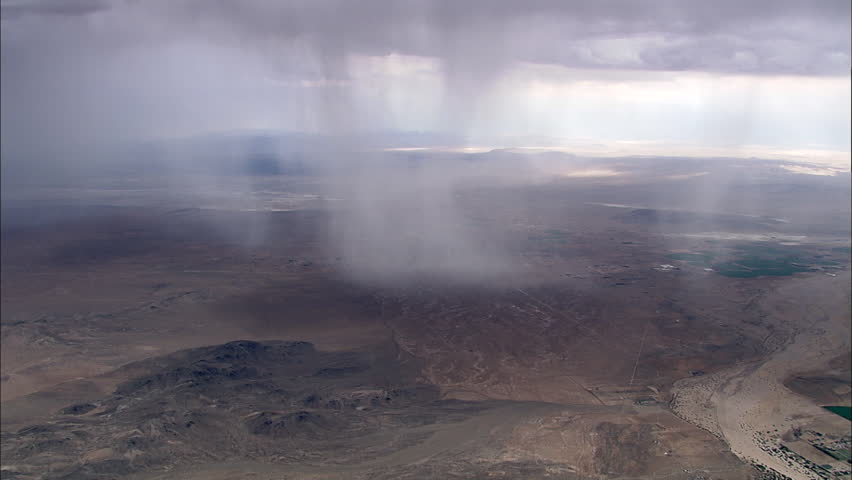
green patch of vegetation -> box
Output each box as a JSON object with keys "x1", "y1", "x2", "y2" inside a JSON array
[
  {"x1": 807, "y1": 258, "x2": 840, "y2": 266},
  {"x1": 711, "y1": 264, "x2": 760, "y2": 278},
  {"x1": 735, "y1": 256, "x2": 790, "y2": 269},
  {"x1": 675, "y1": 242, "x2": 844, "y2": 278},
  {"x1": 816, "y1": 444, "x2": 851, "y2": 462},
  {"x1": 733, "y1": 243, "x2": 795, "y2": 257},
  {"x1": 823, "y1": 405, "x2": 852, "y2": 421},
  {"x1": 711, "y1": 259, "x2": 812, "y2": 278},
  {"x1": 832, "y1": 449, "x2": 851, "y2": 461},
  {"x1": 530, "y1": 229, "x2": 571, "y2": 245},
  {"x1": 708, "y1": 243, "x2": 829, "y2": 278},
  {"x1": 667, "y1": 252, "x2": 715, "y2": 265}
]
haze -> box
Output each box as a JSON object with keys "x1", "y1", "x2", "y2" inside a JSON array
[{"x1": 1, "y1": 2, "x2": 850, "y2": 479}]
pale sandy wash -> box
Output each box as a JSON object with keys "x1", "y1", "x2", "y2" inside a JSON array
[{"x1": 672, "y1": 272, "x2": 851, "y2": 480}]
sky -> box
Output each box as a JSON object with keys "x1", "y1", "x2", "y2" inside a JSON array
[{"x1": 1, "y1": 0, "x2": 851, "y2": 167}]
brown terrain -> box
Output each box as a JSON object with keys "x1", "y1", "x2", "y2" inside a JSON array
[{"x1": 1, "y1": 160, "x2": 850, "y2": 480}]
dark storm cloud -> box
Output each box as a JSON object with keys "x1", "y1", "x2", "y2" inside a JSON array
[
  {"x1": 1, "y1": 0, "x2": 849, "y2": 165},
  {"x1": 141, "y1": 0, "x2": 850, "y2": 75},
  {"x1": 0, "y1": 0, "x2": 107, "y2": 19},
  {"x1": 3, "y1": 0, "x2": 849, "y2": 75}
]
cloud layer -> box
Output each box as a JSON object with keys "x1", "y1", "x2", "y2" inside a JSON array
[{"x1": 2, "y1": 0, "x2": 850, "y2": 164}]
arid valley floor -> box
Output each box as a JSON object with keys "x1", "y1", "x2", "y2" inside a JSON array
[{"x1": 1, "y1": 155, "x2": 850, "y2": 480}]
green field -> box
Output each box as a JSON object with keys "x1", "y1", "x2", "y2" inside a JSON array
[
  {"x1": 711, "y1": 256, "x2": 813, "y2": 278},
  {"x1": 531, "y1": 229, "x2": 571, "y2": 244},
  {"x1": 831, "y1": 449, "x2": 851, "y2": 462},
  {"x1": 823, "y1": 405, "x2": 852, "y2": 421},
  {"x1": 667, "y1": 243, "x2": 847, "y2": 278},
  {"x1": 666, "y1": 252, "x2": 714, "y2": 265},
  {"x1": 733, "y1": 244, "x2": 792, "y2": 256},
  {"x1": 816, "y1": 444, "x2": 851, "y2": 462}
]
